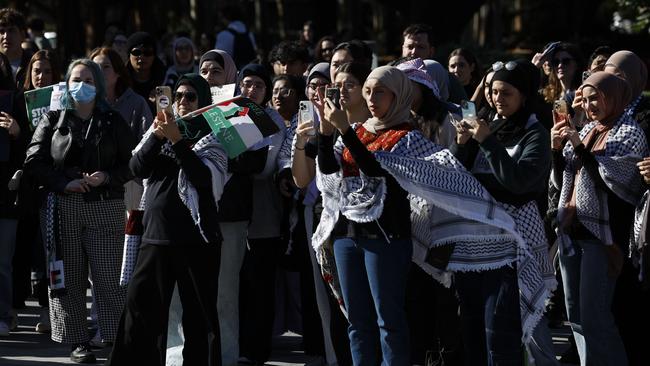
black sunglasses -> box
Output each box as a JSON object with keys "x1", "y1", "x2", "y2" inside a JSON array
[
  {"x1": 552, "y1": 58, "x2": 574, "y2": 67},
  {"x1": 174, "y1": 91, "x2": 197, "y2": 103},
  {"x1": 130, "y1": 48, "x2": 154, "y2": 57}
]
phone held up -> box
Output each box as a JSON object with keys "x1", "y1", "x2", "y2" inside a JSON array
[
  {"x1": 325, "y1": 87, "x2": 340, "y2": 109},
  {"x1": 460, "y1": 100, "x2": 477, "y2": 128},
  {"x1": 155, "y1": 86, "x2": 173, "y2": 115},
  {"x1": 299, "y1": 100, "x2": 316, "y2": 137},
  {"x1": 553, "y1": 99, "x2": 573, "y2": 128}
]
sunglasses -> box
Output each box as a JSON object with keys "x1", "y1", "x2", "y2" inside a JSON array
[
  {"x1": 492, "y1": 61, "x2": 517, "y2": 72},
  {"x1": 552, "y1": 58, "x2": 574, "y2": 67},
  {"x1": 174, "y1": 91, "x2": 198, "y2": 103},
  {"x1": 130, "y1": 48, "x2": 154, "y2": 57}
]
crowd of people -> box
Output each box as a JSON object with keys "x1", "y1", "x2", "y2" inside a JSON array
[{"x1": 1, "y1": 4, "x2": 650, "y2": 366}]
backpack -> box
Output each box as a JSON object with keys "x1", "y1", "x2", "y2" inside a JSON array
[{"x1": 226, "y1": 28, "x2": 257, "y2": 69}]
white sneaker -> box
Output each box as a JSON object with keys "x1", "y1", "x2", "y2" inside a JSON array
[
  {"x1": 0, "y1": 322, "x2": 9, "y2": 336},
  {"x1": 35, "y1": 308, "x2": 51, "y2": 333}
]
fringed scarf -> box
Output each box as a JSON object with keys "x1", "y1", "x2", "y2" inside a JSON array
[{"x1": 314, "y1": 126, "x2": 555, "y2": 343}]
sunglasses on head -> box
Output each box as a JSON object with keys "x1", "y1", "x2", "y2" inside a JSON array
[
  {"x1": 174, "y1": 91, "x2": 198, "y2": 103},
  {"x1": 492, "y1": 61, "x2": 517, "y2": 72},
  {"x1": 130, "y1": 48, "x2": 154, "y2": 57},
  {"x1": 552, "y1": 58, "x2": 574, "y2": 67}
]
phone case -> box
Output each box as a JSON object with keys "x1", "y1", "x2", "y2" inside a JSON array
[
  {"x1": 155, "y1": 86, "x2": 172, "y2": 114},
  {"x1": 326, "y1": 88, "x2": 340, "y2": 109},
  {"x1": 461, "y1": 100, "x2": 476, "y2": 120},
  {"x1": 299, "y1": 101, "x2": 316, "y2": 136}
]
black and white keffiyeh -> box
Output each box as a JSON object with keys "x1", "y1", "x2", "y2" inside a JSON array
[
  {"x1": 135, "y1": 125, "x2": 229, "y2": 242},
  {"x1": 120, "y1": 126, "x2": 228, "y2": 285},
  {"x1": 555, "y1": 114, "x2": 648, "y2": 256},
  {"x1": 314, "y1": 127, "x2": 555, "y2": 343}
]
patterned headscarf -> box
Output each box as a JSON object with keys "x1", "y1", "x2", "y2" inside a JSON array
[
  {"x1": 396, "y1": 58, "x2": 440, "y2": 99},
  {"x1": 362, "y1": 66, "x2": 413, "y2": 133}
]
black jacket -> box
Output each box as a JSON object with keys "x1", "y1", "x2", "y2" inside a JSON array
[
  {"x1": 0, "y1": 92, "x2": 30, "y2": 219},
  {"x1": 130, "y1": 134, "x2": 222, "y2": 245},
  {"x1": 24, "y1": 109, "x2": 136, "y2": 201}
]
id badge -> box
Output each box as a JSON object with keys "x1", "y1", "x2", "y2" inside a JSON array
[{"x1": 49, "y1": 260, "x2": 65, "y2": 290}]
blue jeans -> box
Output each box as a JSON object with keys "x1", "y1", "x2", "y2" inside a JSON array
[
  {"x1": 455, "y1": 266, "x2": 523, "y2": 366},
  {"x1": 559, "y1": 239, "x2": 628, "y2": 366},
  {"x1": 0, "y1": 219, "x2": 17, "y2": 325},
  {"x1": 333, "y1": 237, "x2": 412, "y2": 366}
]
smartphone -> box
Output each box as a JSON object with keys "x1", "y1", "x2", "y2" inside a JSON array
[
  {"x1": 460, "y1": 100, "x2": 477, "y2": 128},
  {"x1": 553, "y1": 99, "x2": 572, "y2": 127},
  {"x1": 540, "y1": 41, "x2": 561, "y2": 61},
  {"x1": 299, "y1": 100, "x2": 316, "y2": 137},
  {"x1": 155, "y1": 86, "x2": 173, "y2": 115},
  {"x1": 325, "y1": 87, "x2": 340, "y2": 109}
]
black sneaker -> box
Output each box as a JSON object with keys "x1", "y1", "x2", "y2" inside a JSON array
[{"x1": 70, "y1": 343, "x2": 96, "y2": 363}]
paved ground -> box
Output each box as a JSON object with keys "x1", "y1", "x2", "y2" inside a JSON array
[{"x1": 0, "y1": 296, "x2": 578, "y2": 365}]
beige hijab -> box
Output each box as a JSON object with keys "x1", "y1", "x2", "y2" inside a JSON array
[
  {"x1": 605, "y1": 50, "x2": 647, "y2": 100},
  {"x1": 580, "y1": 71, "x2": 632, "y2": 128},
  {"x1": 362, "y1": 66, "x2": 413, "y2": 133}
]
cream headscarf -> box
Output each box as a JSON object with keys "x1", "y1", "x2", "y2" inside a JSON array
[{"x1": 362, "y1": 66, "x2": 413, "y2": 133}]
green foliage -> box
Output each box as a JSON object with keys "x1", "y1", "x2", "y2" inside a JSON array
[{"x1": 611, "y1": 0, "x2": 650, "y2": 33}]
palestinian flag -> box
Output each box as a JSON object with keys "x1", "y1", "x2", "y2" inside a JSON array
[{"x1": 193, "y1": 97, "x2": 279, "y2": 158}]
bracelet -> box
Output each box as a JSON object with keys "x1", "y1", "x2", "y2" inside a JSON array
[{"x1": 295, "y1": 145, "x2": 305, "y2": 151}]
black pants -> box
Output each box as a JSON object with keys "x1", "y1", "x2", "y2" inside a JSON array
[
  {"x1": 406, "y1": 265, "x2": 463, "y2": 365},
  {"x1": 613, "y1": 258, "x2": 650, "y2": 366},
  {"x1": 107, "y1": 243, "x2": 221, "y2": 366}
]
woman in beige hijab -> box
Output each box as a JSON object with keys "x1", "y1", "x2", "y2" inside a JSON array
[
  {"x1": 317, "y1": 65, "x2": 414, "y2": 365},
  {"x1": 604, "y1": 50, "x2": 650, "y2": 366},
  {"x1": 552, "y1": 71, "x2": 648, "y2": 366}
]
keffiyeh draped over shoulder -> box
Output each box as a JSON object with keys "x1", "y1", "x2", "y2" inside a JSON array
[
  {"x1": 314, "y1": 126, "x2": 555, "y2": 343},
  {"x1": 555, "y1": 72, "x2": 649, "y2": 256},
  {"x1": 135, "y1": 125, "x2": 229, "y2": 242},
  {"x1": 555, "y1": 114, "x2": 648, "y2": 255}
]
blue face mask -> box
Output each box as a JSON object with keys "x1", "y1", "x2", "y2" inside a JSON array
[{"x1": 68, "y1": 82, "x2": 96, "y2": 103}]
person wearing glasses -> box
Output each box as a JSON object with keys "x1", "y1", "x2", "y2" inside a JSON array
[
  {"x1": 107, "y1": 73, "x2": 227, "y2": 366},
  {"x1": 125, "y1": 32, "x2": 166, "y2": 114},
  {"x1": 24, "y1": 59, "x2": 136, "y2": 363},
  {"x1": 271, "y1": 74, "x2": 305, "y2": 126},
  {"x1": 452, "y1": 59, "x2": 557, "y2": 365},
  {"x1": 541, "y1": 43, "x2": 584, "y2": 107}
]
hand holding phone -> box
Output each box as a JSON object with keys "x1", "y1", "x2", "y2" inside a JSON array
[
  {"x1": 155, "y1": 86, "x2": 173, "y2": 115},
  {"x1": 299, "y1": 101, "x2": 316, "y2": 137},
  {"x1": 460, "y1": 100, "x2": 477, "y2": 128},
  {"x1": 325, "y1": 87, "x2": 340, "y2": 109},
  {"x1": 553, "y1": 99, "x2": 573, "y2": 128},
  {"x1": 540, "y1": 41, "x2": 561, "y2": 61}
]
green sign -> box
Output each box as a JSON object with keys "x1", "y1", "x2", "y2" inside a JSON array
[{"x1": 24, "y1": 86, "x2": 54, "y2": 130}]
